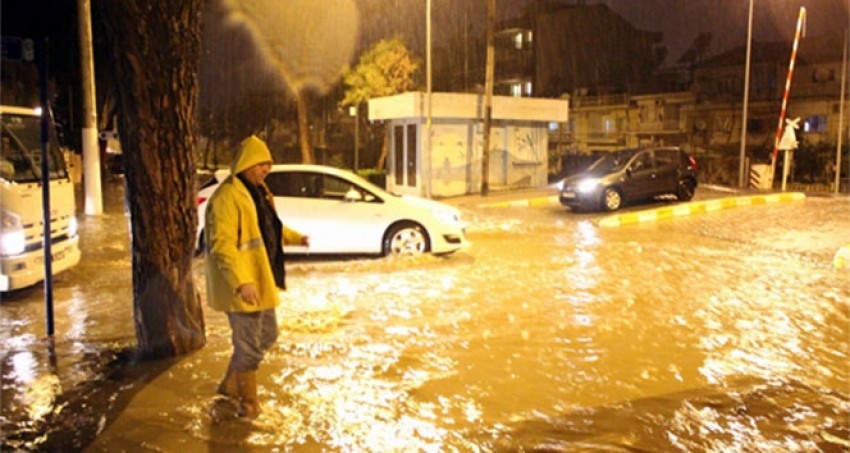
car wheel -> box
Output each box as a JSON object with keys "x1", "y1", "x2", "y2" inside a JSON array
[
  {"x1": 383, "y1": 222, "x2": 429, "y2": 257},
  {"x1": 676, "y1": 178, "x2": 695, "y2": 201},
  {"x1": 194, "y1": 229, "x2": 205, "y2": 257},
  {"x1": 602, "y1": 187, "x2": 622, "y2": 211}
]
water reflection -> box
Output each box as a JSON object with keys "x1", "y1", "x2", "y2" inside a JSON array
[{"x1": 2, "y1": 190, "x2": 848, "y2": 451}]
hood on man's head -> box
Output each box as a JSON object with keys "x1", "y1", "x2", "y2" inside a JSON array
[{"x1": 231, "y1": 135, "x2": 273, "y2": 175}]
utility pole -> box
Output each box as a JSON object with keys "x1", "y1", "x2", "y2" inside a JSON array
[
  {"x1": 738, "y1": 0, "x2": 754, "y2": 188},
  {"x1": 481, "y1": 0, "x2": 495, "y2": 196},
  {"x1": 78, "y1": 0, "x2": 102, "y2": 215},
  {"x1": 836, "y1": 29, "x2": 847, "y2": 194}
]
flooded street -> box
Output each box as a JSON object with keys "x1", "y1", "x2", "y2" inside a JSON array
[{"x1": 2, "y1": 181, "x2": 849, "y2": 451}]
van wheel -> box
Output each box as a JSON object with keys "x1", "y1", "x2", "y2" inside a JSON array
[
  {"x1": 676, "y1": 179, "x2": 695, "y2": 201},
  {"x1": 602, "y1": 187, "x2": 622, "y2": 211},
  {"x1": 383, "y1": 222, "x2": 429, "y2": 257}
]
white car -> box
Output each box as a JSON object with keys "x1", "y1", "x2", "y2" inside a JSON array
[{"x1": 196, "y1": 164, "x2": 468, "y2": 257}]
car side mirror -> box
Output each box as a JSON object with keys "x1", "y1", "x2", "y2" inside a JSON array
[
  {"x1": 626, "y1": 167, "x2": 633, "y2": 177},
  {"x1": 343, "y1": 187, "x2": 361, "y2": 202}
]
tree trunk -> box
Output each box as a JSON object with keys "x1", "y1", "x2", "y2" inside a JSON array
[
  {"x1": 99, "y1": 0, "x2": 206, "y2": 359},
  {"x1": 296, "y1": 91, "x2": 314, "y2": 163},
  {"x1": 374, "y1": 123, "x2": 388, "y2": 171},
  {"x1": 376, "y1": 134, "x2": 388, "y2": 171}
]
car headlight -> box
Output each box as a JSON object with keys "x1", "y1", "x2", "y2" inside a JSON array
[
  {"x1": 577, "y1": 178, "x2": 601, "y2": 193},
  {"x1": 0, "y1": 210, "x2": 25, "y2": 256},
  {"x1": 433, "y1": 209, "x2": 460, "y2": 226},
  {"x1": 68, "y1": 216, "x2": 78, "y2": 238}
]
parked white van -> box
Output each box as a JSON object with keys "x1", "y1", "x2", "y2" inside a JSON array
[{"x1": 1, "y1": 105, "x2": 80, "y2": 292}]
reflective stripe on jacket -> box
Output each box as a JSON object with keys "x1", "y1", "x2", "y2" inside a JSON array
[{"x1": 204, "y1": 175, "x2": 304, "y2": 313}]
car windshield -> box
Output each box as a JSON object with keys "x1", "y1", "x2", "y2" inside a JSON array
[{"x1": 586, "y1": 150, "x2": 638, "y2": 173}]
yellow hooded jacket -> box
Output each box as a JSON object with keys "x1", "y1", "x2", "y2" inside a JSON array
[{"x1": 204, "y1": 136, "x2": 305, "y2": 312}]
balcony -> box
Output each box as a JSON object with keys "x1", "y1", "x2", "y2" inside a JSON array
[{"x1": 571, "y1": 94, "x2": 630, "y2": 108}]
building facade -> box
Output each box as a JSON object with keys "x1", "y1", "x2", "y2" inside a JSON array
[{"x1": 493, "y1": 2, "x2": 847, "y2": 187}]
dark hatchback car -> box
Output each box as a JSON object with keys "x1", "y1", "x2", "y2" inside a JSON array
[{"x1": 558, "y1": 146, "x2": 698, "y2": 212}]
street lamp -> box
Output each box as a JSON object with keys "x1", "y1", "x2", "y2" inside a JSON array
[{"x1": 738, "y1": 0, "x2": 754, "y2": 188}]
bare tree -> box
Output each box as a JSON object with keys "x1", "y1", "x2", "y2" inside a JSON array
[
  {"x1": 220, "y1": 0, "x2": 358, "y2": 165},
  {"x1": 99, "y1": 1, "x2": 206, "y2": 358}
]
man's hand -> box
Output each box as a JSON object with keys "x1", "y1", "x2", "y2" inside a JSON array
[{"x1": 238, "y1": 283, "x2": 260, "y2": 305}]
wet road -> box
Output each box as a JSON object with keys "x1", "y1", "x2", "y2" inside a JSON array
[{"x1": 1, "y1": 182, "x2": 848, "y2": 451}]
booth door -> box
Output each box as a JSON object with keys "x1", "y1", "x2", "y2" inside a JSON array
[{"x1": 391, "y1": 123, "x2": 419, "y2": 195}]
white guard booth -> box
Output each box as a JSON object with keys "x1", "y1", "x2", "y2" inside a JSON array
[{"x1": 368, "y1": 92, "x2": 569, "y2": 198}]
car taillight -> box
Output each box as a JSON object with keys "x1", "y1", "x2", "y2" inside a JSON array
[{"x1": 197, "y1": 196, "x2": 207, "y2": 206}]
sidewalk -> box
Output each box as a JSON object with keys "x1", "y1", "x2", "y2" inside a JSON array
[{"x1": 441, "y1": 184, "x2": 561, "y2": 208}]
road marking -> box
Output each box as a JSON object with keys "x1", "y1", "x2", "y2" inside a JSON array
[
  {"x1": 596, "y1": 192, "x2": 806, "y2": 228},
  {"x1": 478, "y1": 195, "x2": 559, "y2": 208}
]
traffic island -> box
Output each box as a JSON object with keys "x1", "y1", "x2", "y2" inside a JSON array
[{"x1": 596, "y1": 192, "x2": 806, "y2": 228}]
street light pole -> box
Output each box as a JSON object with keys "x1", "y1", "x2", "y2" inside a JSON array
[
  {"x1": 425, "y1": 0, "x2": 432, "y2": 198},
  {"x1": 738, "y1": 0, "x2": 754, "y2": 188},
  {"x1": 481, "y1": 0, "x2": 495, "y2": 196}
]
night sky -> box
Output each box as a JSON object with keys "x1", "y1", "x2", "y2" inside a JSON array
[
  {"x1": 2, "y1": 1, "x2": 848, "y2": 65},
  {"x1": 601, "y1": 0, "x2": 849, "y2": 63}
]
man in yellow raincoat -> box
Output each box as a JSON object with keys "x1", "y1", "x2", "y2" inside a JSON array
[{"x1": 204, "y1": 135, "x2": 308, "y2": 420}]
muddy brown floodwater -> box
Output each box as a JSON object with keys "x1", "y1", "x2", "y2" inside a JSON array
[{"x1": 1, "y1": 182, "x2": 848, "y2": 451}]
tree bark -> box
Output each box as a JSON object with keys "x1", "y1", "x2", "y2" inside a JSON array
[
  {"x1": 296, "y1": 91, "x2": 315, "y2": 163},
  {"x1": 375, "y1": 124, "x2": 388, "y2": 171},
  {"x1": 99, "y1": 0, "x2": 206, "y2": 358}
]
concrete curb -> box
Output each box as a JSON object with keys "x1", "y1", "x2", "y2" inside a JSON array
[
  {"x1": 596, "y1": 192, "x2": 807, "y2": 228},
  {"x1": 477, "y1": 195, "x2": 559, "y2": 208}
]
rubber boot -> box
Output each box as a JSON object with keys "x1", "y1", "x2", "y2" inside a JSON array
[
  {"x1": 216, "y1": 367, "x2": 238, "y2": 399},
  {"x1": 236, "y1": 370, "x2": 261, "y2": 420}
]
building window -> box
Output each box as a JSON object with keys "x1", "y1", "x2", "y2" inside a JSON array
[
  {"x1": 394, "y1": 125, "x2": 404, "y2": 185},
  {"x1": 510, "y1": 83, "x2": 522, "y2": 97},
  {"x1": 803, "y1": 115, "x2": 827, "y2": 133},
  {"x1": 811, "y1": 69, "x2": 836, "y2": 83},
  {"x1": 747, "y1": 118, "x2": 765, "y2": 133},
  {"x1": 513, "y1": 31, "x2": 532, "y2": 50}
]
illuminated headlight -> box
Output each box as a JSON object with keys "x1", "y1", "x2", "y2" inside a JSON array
[
  {"x1": 433, "y1": 209, "x2": 460, "y2": 226},
  {"x1": 0, "y1": 210, "x2": 25, "y2": 256},
  {"x1": 68, "y1": 216, "x2": 78, "y2": 238},
  {"x1": 576, "y1": 178, "x2": 601, "y2": 193}
]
